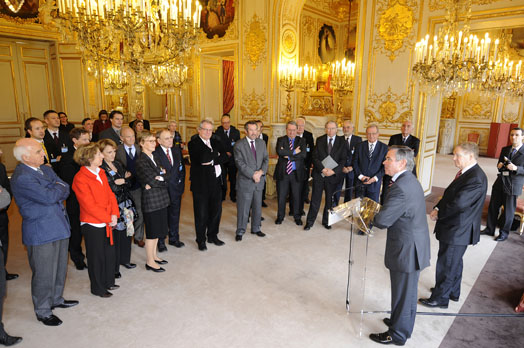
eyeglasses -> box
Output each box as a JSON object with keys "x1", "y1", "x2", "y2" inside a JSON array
[
  {"x1": 201, "y1": 128, "x2": 213, "y2": 132},
  {"x1": 144, "y1": 139, "x2": 157, "y2": 143}
]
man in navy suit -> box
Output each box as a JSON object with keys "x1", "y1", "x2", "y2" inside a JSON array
[
  {"x1": 43, "y1": 110, "x2": 71, "y2": 173},
  {"x1": 420, "y1": 143, "x2": 487, "y2": 309},
  {"x1": 154, "y1": 129, "x2": 186, "y2": 251},
  {"x1": 335, "y1": 120, "x2": 362, "y2": 204},
  {"x1": 370, "y1": 146, "x2": 430, "y2": 346},
  {"x1": 353, "y1": 124, "x2": 388, "y2": 203},
  {"x1": 216, "y1": 114, "x2": 241, "y2": 202},
  {"x1": 99, "y1": 110, "x2": 124, "y2": 145},
  {"x1": 482, "y1": 127, "x2": 524, "y2": 241},
  {"x1": 11, "y1": 138, "x2": 78, "y2": 327}
]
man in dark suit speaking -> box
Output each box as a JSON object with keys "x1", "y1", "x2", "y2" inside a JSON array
[
  {"x1": 370, "y1": 146, "x2": 430, "y2": 346},
  {"x1": 482, "y1": 127, "x2": 524, "y2": 242},
  {"x1": 420, "y1": 143, "x2": 487, "y2": 309}
]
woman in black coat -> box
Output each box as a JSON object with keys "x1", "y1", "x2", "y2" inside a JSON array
[{"x1": 135, "y1": 131, "x2": 170, "y2": 272}]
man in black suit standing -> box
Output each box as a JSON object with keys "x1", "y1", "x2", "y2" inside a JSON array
[
  {"x1": 216, "y1": 114, "x2": 240, "y2": 202},
  {"x1": 256, "y1": 120, "x2": 269, "y2": 207},
  {"x1": 129, "y1": 111, "x2": 150, "y2": 131},
  {"x1": 335, "y1": 120, "x2": 362, "y2": 204},
  {"x1": 291, "y1": 117, "x2": 314, "y2": 216},
  {"x1": 188, "y1": 119, "x2": 228, "y2": 251},
  {"x1": 482, "y1": 127, "x2": 524, "y2": 242},
  {"x1": 58, "y1": 128, "x2": 90, "y2": 270},
  {"x1": 370, "y1": 146, "x2": 430, "y2": 346},
  {"x1": 0, "y1": 150, "x2": 18, "y2": 281},
  {"x1": 154, "y1": 129, "x2": 186, "y2": 251},
  {"x1": 304, "y1": 121, "x2": 347, "y2": 230},
  {"x1": 274, "y1": 121, "x2": 307, "y2": 225},
  {"x1": 43, "y1": 110, "x2": 71, "y2": 172},
  {"x1": 99, "y1": 110, "x2": 124, "y2": 145},
  {"x1": 420, "y1": 142, "x2": 487, "y2": 309},
  {"x1": 353, "y1": 124, "x2": 388, "y2": 202}
]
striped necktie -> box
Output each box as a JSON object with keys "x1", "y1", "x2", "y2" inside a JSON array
[{"x1": 286, "y1": 138, "x2": 293, "y2": 174}]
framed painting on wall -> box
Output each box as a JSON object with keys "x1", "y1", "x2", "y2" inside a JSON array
[
  {"x1": 0, "y1": 0, "x2": 39, "y2": 19},
  {"x1": 200, "y1": 0, "x2": 235, "y2": 39}
]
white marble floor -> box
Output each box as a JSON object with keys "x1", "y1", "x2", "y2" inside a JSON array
[{"x1": 2, "y1": 154, "x2": 501, "y2": 348}]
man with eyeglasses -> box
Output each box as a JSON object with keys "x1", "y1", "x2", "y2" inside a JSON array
[{"x1": 188, "y1": 119, "x2": 228, "y2": 251}]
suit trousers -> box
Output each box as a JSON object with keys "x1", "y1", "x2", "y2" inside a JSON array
[
  {"x1": 0, "y1": 249, "x2": 6, "y2": 334},
  {"x1": 306, "y1": 177, "x2": 337, "y2": 226},
  {"x1": 82, "y1": 225, "x2": 115, "y2": 296},
  {"x1": 192, "y1": 178, "x2": 222, "y2": 244},
  {"x1": 221, "y1": 164, "x2": 237, "y2": 200},
  {"x1": 113, "y1": 228, "x2": 131, "y2": 271},
  {"x1": 27, "y1": 238, "x2": 69, "y2": 318},
  {"x1": 356, "y1": 180, "x2": 381, "y2": 203},
  {"x1": 167, "y1": 194, "x2": 182, "y2": 243},
  {"x1": 431, "y1": 242, "x2": 467, "y2": 303},
  {"x1": 277, "y1": 172, "x2": 302, "y2": 221},
  {"x1": 236, "y1": 188, "x2": 263, "y2": 235},
  {"x1": 289, "y1": 176, "x2": 309, "y2": 216},
  {"x1": 67, "y1": 212, "x2": 85, "y2": 266},
  {"x1": 0, "y1": 212, "x2": 8, "y2": 266},
  {"x1": 486, "y1": 186, "x2": 516, "y2": 237},
  {"x1": 334, "y1": 172, "x2": 355, "y2": 205},
  {"x1": 389, "y1": 270, "x2": 420, "y2": 344},
  {"x1": 130, "y1": 188, "x2": 145, "y2": 241}
]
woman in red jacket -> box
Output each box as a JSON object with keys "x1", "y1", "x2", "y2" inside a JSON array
[{"x1": 72, "y1": 143, "x2": 119, "y2": 298}]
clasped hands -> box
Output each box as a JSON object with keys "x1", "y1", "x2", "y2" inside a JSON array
[
  {"x1": 342, "y1": 166, "x2": 353, "y2": 174},
  {"x1": 360, "y1": 176, "x2": 376, "y2": 184},
  {"x1": 321, "y1": 168, "x2": 335, "y2": 177},
  {"x1": 252, "y1": 170, "x2": 264, "y2": 183}
]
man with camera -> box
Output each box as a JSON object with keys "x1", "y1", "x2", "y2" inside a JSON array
[{"x1": 482, "y1": 127, "x2": 524, "y2": 242}]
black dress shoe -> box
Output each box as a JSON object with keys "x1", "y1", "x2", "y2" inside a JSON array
[
  {"x1": 5, "y1": 273, "x2": 19, "y2": 281},
  {"x1": 115, "y1": 272, "x2": 121, "y2": 279},
  {"x1": 304, "y1": 224, "x2": 312, "y2": 231},
  {"x1": 108, "y1": 285, "x2": 120, "y2": 290},
  {"x1": 322, "y1": 224, "x2": 332, "y2": 230},
  {"x1": 0, "y1": 333, "x2": 22, "y2": 346},
  {"x1": 480, "y1": 228, "x2": 494, "y2": 236},
  {"x1": 288, "y1": 211, "x2": 293, "y2": 217},
  {"x1": 275, "y1": 219, "x2": 283, "y2": 224},
  {"x1": 37, "y1": 314, "x2": 62, "y2": 326},
  {"x1": 419, "y1": 298, "x2": 448, "y2": 308},
  {"x1": 75, "y1": 262, "x2": 87, "y2": 271},
  {"x1": 51, "y1": 300, "x2": 79, "y2": 309},
  {"x1": 157, "y1": 244, "x2": 168, "y2": 252},
  {"x1": 145, "y1": 264, "x2": 165, "y2": 272},
  {"x1": 155, "y1": 259, "x2": 168, "y2": 265},
  {"x1": 357, "y1": 231, "x2": 365, "y2": 235},
  {"x1": 98, "y1": 291, "x2": 113, "y2": 298},
  {"x1": 383, "y1": 318, "x2": 391, "y2": 327},
  {"x1": 295, "y1": 219, "x2": 303, "y2": 226},
  {"x1": 429, "y1": 288, "x2": 459, "y2": 302},
  {"x1": 261, "y1": 216, "x2": 265, "y2": 221},
  {"x1": 262, "y1": 201, "x2": 268, "y2": 207},
  {"x1": 198, "y1": 243, "x2": 207, "y2": 251},
  {"x1": 369, "y1": 332, "x2": 404, "y2": 346},
  {"x1": 251, "y1": 231, "x2": 266, "y2": 237},
  {"x1": 209, "y1": 238, "x2": 225, "y2": 246},
  {"x1": 305, "y1": 198, "x2": 310, "y2": 204},
  {"x1": 235, "y1": 235, "x2": 242, "y2": 241},
  {"x1": 122, "y1": 263, "x2": 136, "y2": 269},
  {"x1": 231, "y1": 198, "x2": 237, "y2": 203},
  {"x1": 495, "y1": 234, "x2": 508, "y2": 242},
  {"x1": 168, "y1": 240, "x2": 185, "y2": 248}
]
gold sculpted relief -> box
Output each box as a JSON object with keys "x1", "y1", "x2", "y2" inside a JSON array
[
  {"x1": 301, "y1": 15, "x2": 315, "y2": 38},
  {"x1": 375, "y1": 0, "x2": 418, "y2": 61},
  {"x1": 365, "y1": 86, "x2": 411, "y2": 127},
  {"x1": 429, "y1": 0, "x2": 501, "y2": 11},
  {"x1": 441, "y1": 95, "x2": 457, "y2": 119},
  {"x1": 244, "y1": 14, "x2": 267, "y2": 70},
  {"x1": 240, "y1": 89, "x2": 268, "y2": 119},
  {"x1": 301, "y1": 90, "x2": 334, "y2": 115},
  {"x1": 282, "y1": 29, "x2": 296, "y2": 54},
  {"x1": 462, "y1": 93, "x2": 494, "y2": 120}
]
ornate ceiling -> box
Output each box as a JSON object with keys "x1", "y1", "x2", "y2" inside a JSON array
[{"x1": 304, "y1": 0, "x2": 359, "y2": 22}]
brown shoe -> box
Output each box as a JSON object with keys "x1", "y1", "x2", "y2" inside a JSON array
[{"x1": 134, "y1": 239, "x2": 145, "y2": 248}]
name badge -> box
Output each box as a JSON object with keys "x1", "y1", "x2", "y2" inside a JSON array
[
  {"x1": 160, "y1": 168, "x2": 166, "y2": 175},
  {"x1": 109, "y1": 170, "x2": 116, "y2": 176},
  {"x1": 61, "y1": 145, "x2": 68, "y2": 153},
  {"x1": 179, "y1": 164, "x2": 183, "y2": 172},
  {"x1": 231, "y1": 141, "x2": 235, "y2": 146},
  {"x1": 503, "y1": 171, "x2": 510, "y2": 176},
  {"x1": 307, "y1": 146, "x2": 310, "y2": 152}
]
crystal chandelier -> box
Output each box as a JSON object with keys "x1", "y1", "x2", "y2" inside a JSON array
[
  {"x1": 412, "y1": 0, "x2": 523, "y2": 98},
  {"x1": 55, "y1": 0, "x2": 201, "y2": 93},
  {"x1": 102, "y1": 62, "x2": 128, "y2": 95},
  {"x1": 144, "y1": 63, "x2": 188, "y2": 95}
]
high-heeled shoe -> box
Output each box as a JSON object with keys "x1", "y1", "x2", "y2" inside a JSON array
[
  {"x1": 145, "y1": 264, "x2": 165, "y2": 272},
  {"x1": 154, "y1": 259, "x2": 168, "y2": 265}
]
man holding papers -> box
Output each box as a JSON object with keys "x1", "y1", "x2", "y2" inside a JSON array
[{"x1": 305, "y1": 121, "x2": 347, "y2": 230}]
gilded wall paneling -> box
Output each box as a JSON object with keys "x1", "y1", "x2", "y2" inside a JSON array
[
  {"x1": 460, "y1": 92, "x2": 495, "y2": 121},
  {"x1": 240, "y1": 88, "x2": 268, "y2": 120},
  {"x1": 200, "y1": 56, "x2": 222, "y2": 123},
  {"x1": 428, "y1": 0, "x2": 503, "y2": 12},
  {"x1": 0, "y1": 58, "x2": 20, "y2": 123},
  {"x1": 22, "y1": 61, "x2": 52, "y2": 118},
  {"x1": 501, "y1": 98, "x2": 522, "y2": 124},
  {"x1": 244, "y1": 14, "x2": 267, "y2": 70},
  {"x1": 59, "y1": 57, "x2": 87, "y2": 121},
  {"x1": 364, "y1": 86, "x2": 412, "y2": 128}
]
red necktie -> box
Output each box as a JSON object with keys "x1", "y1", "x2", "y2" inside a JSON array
[
  {"x1": 454, "y1": 170, "x2": 462, "y2": 180},
  {"x1": 166, "y1": 149, "x2": 172, "y2": 166}
]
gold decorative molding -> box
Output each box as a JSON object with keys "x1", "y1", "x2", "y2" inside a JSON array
[
  {"x1": 244, "y1": 14, "x2": 267, "y2": 70},
  {"x1": 374, "y1": 0, "x2": 418, "y2": 62},
  {"x1": 462, "y1": 93, "x2": 494, "y2": 120},
  {"x1": 301, "y1": 90, "x2": 334, "y2": 115},
  {"x1": 282, "y1": 29, "x2": 296, "y2": 54},
  {"x1": 429, "y1": 0, "x2": 502, "y2": 11},
  {"x1": 441, "y1": 95, "x2": 457, "y2": 119},
  {"x1": 365, "y1": 86, "x2": 412, "y2": 127},
  {"x1": 301, "y1": 15, "x2": 315, "y2": 38},
  {"x1": 502, "y1": 98, "x2": 521, "y2": 123},
  {"x1": 240, "y1": 89, "x2": 268, "y2": 119}
]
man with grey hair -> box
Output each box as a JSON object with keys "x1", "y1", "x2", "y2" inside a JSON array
[
  {"x1": 11, "y1": 138, "x2": 78, "y2": 327},
  {"x1": 370, "y1": 145, "x2": 430, "y2": 346},
  {"x1": 420, "y1": 142, "x2": 487, "y2": 309}
]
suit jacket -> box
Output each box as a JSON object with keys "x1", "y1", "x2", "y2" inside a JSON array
[
  {"x1": 0, "y1": 163, "x2": 10, "y2": 212},
  {"x1": 495, "y1": 145, "x2": 524, "y2": 196},
  {"x1": 188, "y1": 136, "x2": 228, "y2": 193},
  {"x1": 373, "y1": 171, "x2": 431, "y2": 272},
  {"x1": 116, "y1": 144, "x2": 141, "y2": 168},
  {"x1": 261, "y1": 133, "x2": 269, "y2": 145},
  {"x1": 388, "y1": 134, "x2": 420, "y2": 157},
  {"x1": 274, "y1": 136, "x2": 307, "y2": 181},
  {"x1": 129, "y1": 119, "x2": 150, "y2": 131},
  {"x1": 58, "y1": 146, "x2": 81, "y2": 215},
  {"x1": 216, "y1": 125, "x2": 241, "y2": 167},
  {"x1": 234, "y1": 137, "x2": 269, "y2": 192},
  {"x1": 11, "y1": 163, "x2": 71, "y2": 246},
  {"x1": 135, "y1": 152, "x2": 170, "y2": 213},
  {"x1": 93, "y1": 119, "x2": 111, "y2": 135},
  {"x1": 311, "y1": 135, "x2": 348, "y2": 184},
  {"x1": 99, "y1": 127, "x2": 123, "y2": 145},
  {"x1": 44, "y1": 129, "x2": 71, "y2": 171},
  {"x1": 153, "y1": 145, "x2": 186, "y2": 197},
  {"x1": 353, "y1": 140, "x2": 388, "y2": 191},
  {"x1": 434, "y1": 164, "x2": 487, "y2": 246},
  {"x1": 59, "y1": 123, "x2": 75, "y2": 134}
]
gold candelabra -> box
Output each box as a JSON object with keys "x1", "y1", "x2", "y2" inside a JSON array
[
  {"x1": 330, "y1": 58, "x2": 355, "y2": 126},
  {"x1": 279, "y1": 63, "x2": 317, "y2": 122}
]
